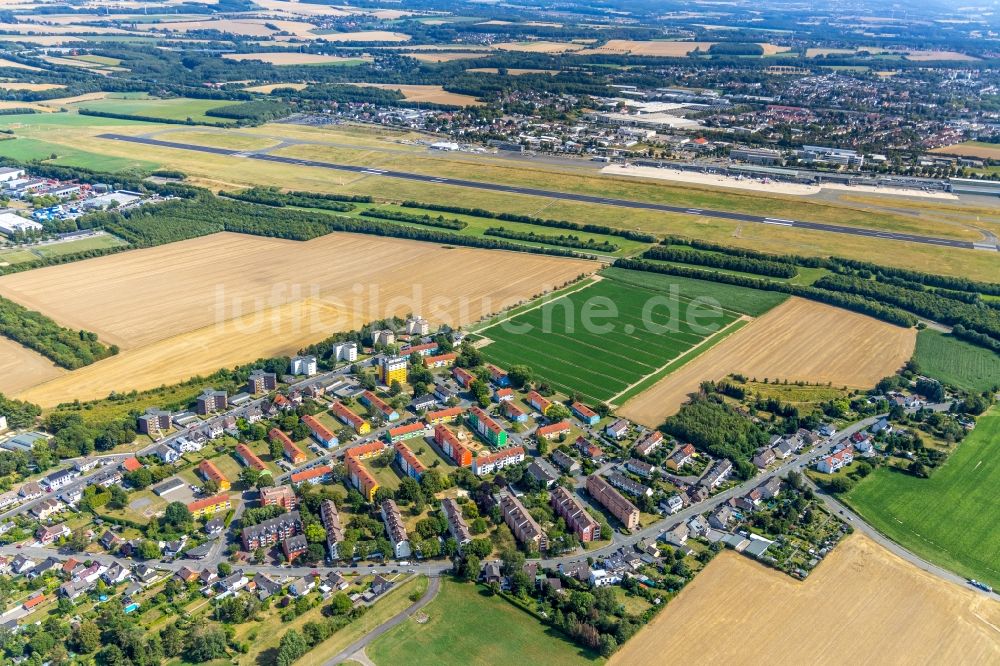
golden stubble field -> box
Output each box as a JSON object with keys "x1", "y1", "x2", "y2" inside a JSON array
[
  {"x1": 2, "y1": 232, "x2": 593, "y2": 405},
  {"x1": 613, "y1": 534, "x2": 1000, "y2": 665},
  {"x1": 619, "y1": 297, "x2": 916, "y2": 427},
  {"x1": 0, "y1": 336, "x2": 65, "y2": 395}
]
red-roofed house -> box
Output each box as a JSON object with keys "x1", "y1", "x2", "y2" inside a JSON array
[
  {"x1": 236, "y1": 443, "x2": 268, "y2": 472},
  {"x1": 346, "y1": 440, "x2": 385, "y2": 460},
  {"x1": 387, "y1": 421, "x2": 428, "y2": 444},
  {"x1": 270, "y1": 428, "x2": 306, "y2": 464},
  {"x1": 526, "y1": 391, "x2": 552, "y2": 414},
  {"x1": 424, "y1": 352, "x2": 457, "y2": 369},
  {"x1": 291, "y1": 465, "x2": 332, "y2": 487},
  {"x1": 394, "y1": 442, "x2": 426, "y2": 480},
  {"x1": 537, "y1": 420, "x2": 572, "y2": 440},
  {"x1": 434, "y1": 424, "x2": 472, "y2": 467},
  {"x1": 331, "y1": 401, "x2": 371, "y2": 435},
  {"x1": 302, "y1": 414, "x2": 338, "y2": 448},
  {"x1": 187, "y1": 493, "x2": 231, "y2": 518},
  {"x1": 425, "y1": 406, "x2": 463, "y2": 424},
  {"x1": 198, "y1": 459, "x2": 230, "y2": 491},
  {"x1": 121, "y1": 457, "x2": 142, "y2": 473},
  {"x1": 472, "y1": 446, "x2": 526, "y2": 476},
  {"x1": 453, "y1": 366, "x2": 475, "y2": 388}
]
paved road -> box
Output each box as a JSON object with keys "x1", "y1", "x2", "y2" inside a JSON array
[
  {"x1": 323, "y1": 576, "x2": 440, "y2": 666},
  {"x1": 98, "y1": 133, "x2": 987, "y2": 251}
]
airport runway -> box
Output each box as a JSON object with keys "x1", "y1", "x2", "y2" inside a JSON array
[{"x1": 99, "y1": 133, "x2": 986, "y2": 251}]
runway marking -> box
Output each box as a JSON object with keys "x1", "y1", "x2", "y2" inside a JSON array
[{"x1": 94, "y1": 133, "x2": 978, "y2": 251}]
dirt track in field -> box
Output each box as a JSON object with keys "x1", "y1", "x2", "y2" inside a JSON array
[
  {"x1": 619, "y1": 297, "x2": 916, "y2": 427},
  {"x1": 2, "y1": 232, "x2": 592, "y2": 405},
  {"x1": 612, "y1": 533, "x2": 1000, "y2": 665}
]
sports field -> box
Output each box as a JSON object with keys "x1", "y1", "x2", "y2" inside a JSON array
[
  {"x1": 478, "y1": 271, "x2": 755, "y2": 403},
  {"x1": 2, "y1": 232, "x2": 593, "y2": 405},
  {"x1": 912, "y1": 329, "x2": 1000, "y2": 393},
  {"x1": 613, "y1": 534, "x2": 1000, "y2": 664},
  {"x1": 619, "y1": 296, "x2": 916, "y2": 427},
  {"x1": 845, "y1": 408, "x2": 1000, "y2": 588},
  {"x1": 369, "y1": 580, "x2": 598, "y2": 665}
]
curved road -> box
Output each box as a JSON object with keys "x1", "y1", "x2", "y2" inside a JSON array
[
  {"x1": 324, "y1": 575, "x2": 440, "y2": 666},
  {"x1": 98, "y1": 133, "x2": 996, "y2": 251}
]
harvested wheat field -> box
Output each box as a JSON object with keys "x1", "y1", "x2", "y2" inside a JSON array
[
  {"x1": 579, "y1": 39, "x2": 716, "y2": 56},
  {"x1": 903, "y1": 50, "x2": 979, "y2": 62},
  {"x1": 243, "y1": 82, "x2": 308, "y2": 94},
  {"x1": 353, "y1": 83, "x2": 482, "y2": 106},
  {"x1": 619, "y1": 297, "x2": 915, "y2": 427},
  {"x1": 0, "y1": 57, "x2": 42, "y2": 70},
  {"x1": 223, "y1": 53, "x2": 371, "y2": 65},
  {"x1": 613, "y1": 534, "x2": 1000, "y2": 666},
  {"x1": 494, "y1": 41, "x2": 585, "y2": 53},
  {"x1": 0, "y1": 82, "x2": 64, "y2": 91},
  {"x1": 320, "y1": 31, "x2": 410, "y2": 42},
  {"x1": 0, "y1": 336, "x2": 65, "y2": 395},
  {"x1": 931, "y1": 142, "x2": 1000, "y2": 160},
  {"x1": 5, "y1": 232, "x2": 592, "y2": 405},
  {"x1": 407, "y1": 52, "x2": 489, "y2": 63}
]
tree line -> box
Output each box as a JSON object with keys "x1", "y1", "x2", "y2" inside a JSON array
[
  {"x1": 221, "y1": 187, "x2": 366, "y2": 212},
  {"x1": 204, "y1": 100, "x2": 293, "y2": 123},
  {"x1": 643, "y1": 245, "x2": 797, "y2": 278},
  {"x1": 814, "y1": 274, "x2": 1000, "y2": 345},
  {"x1": 400, "y1": 201, "x2": 659, "y2": 242},
  {"x1": 359, "y1": 208, "x2": 468, "y2": 230},
  {"x1": 485, "y1": 226, "x2": 619, "y2": 252},
  {"x1": 0, "y1": 295, "x2": 115, "y2": 369},
  {"x1": 613, "y1": 258, "x2": 917, "y2": 328}
]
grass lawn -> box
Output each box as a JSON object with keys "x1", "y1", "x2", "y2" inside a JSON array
[
  {"x1": 844, "y1": 407, "x2": 1000, "y2": 588},
  {"x1": 77, "y1": 96, "x2": 233, "y2": 123},
  {"x1": 369, "y1": 579, "x2": 600, "y2": 666},
  {"x1": 479, "y1": 273, "x2": 746, "y2": 402},
  {"x1": 912, "y1": 329, "x2": 1000, "y2": 393},
  {"x1": 271, "y1": 140, "x2": 977, "y2": 243},
  {"x1": 0, "y1": 246, "x2": 40, "y2": 264},
  {"x1": 289, "y1": 576, "x2": 427, "y2": 666},
  {"x1": 369, "y1": 461, "x2": 402, "y2": 491},
  {"x1": 33, "y1": 233, "x2": 129, "y2": 257},
  {"x1": 332, "y1": 202, "x2": 651, "y2": 258},
  {"x1": 0, "y1": 111, "x2": 153, "y2": 127},
  {"x1": 0, "y1": 136, "x2": 157, "y2": 171}
]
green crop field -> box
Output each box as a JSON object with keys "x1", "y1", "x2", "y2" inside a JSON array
[
  {"x1": 368, "y1": 580, "x2": 600, "y2": 666},
  {"x1": 844, "y1": 408, "x2": 1000, "y2": 588},
  {"x1": 600, "y1": 266, "x2": 789, "y2": 316},
  {"x1": 912, "y1": 329, "x2": 1000, "y2": 393},
  {"x1": 77, "y1": 96, "x2": 233, "y2": 123},
  {"x1": 0, "y1": 136, "x2": 157, "y2": 171},
  {"x1": 479, "y1": 271, "x2": 753, "y2": 402}
]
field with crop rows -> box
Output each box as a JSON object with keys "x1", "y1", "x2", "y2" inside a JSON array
[{"x1": 479, "y1": 273, "x2": 745, "y2": 402}]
